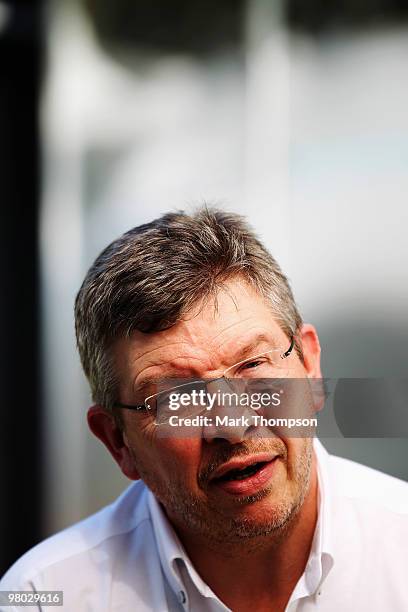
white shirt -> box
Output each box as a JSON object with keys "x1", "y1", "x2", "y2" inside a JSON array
[{"x1": 2, "y1": 439, "x2": 408, "y2": 611}]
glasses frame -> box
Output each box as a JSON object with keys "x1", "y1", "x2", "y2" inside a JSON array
[{"x1": 114, "y1": 336, "x2": 295, "y2": 413}]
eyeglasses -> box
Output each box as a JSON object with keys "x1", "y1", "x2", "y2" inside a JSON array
[{"x1": 114, "y1": 337, "x2": 295, "y2": 416}]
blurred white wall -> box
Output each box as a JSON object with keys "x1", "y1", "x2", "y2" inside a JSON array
[
  {"x1": 289, "y1": 28, "x2": 408, "y2": 376},
  {"x1": 41, "y1": 0, "x2": 408, "y2": 534}
]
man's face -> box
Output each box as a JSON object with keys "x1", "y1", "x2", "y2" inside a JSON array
[{"x1": 109, "y1": 279, "x2": 321, "y2": 545}]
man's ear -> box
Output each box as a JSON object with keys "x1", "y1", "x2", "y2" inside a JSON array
[
  {"x1": 87, "y1": 405, "x2": 140, "y2": 480},
  {"x1": 299, "y1": 324, "x2": 325, "y2": 412},
  {"x1": 299, "y1": 323, "x2": 322, "y2": 379}
]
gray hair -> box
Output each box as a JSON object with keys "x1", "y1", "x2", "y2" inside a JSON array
[{"x1": 75, "y1": 206, "x2": 303, "y2": 413}]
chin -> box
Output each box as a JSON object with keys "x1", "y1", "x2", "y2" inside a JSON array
[{"x1": 214, "y1": 494, "x2": 301, "y2": 542}]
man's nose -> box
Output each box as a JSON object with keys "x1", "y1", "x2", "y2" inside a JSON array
[{"x1": 202, "y1": 379, "x2": 256, "y2": 444}]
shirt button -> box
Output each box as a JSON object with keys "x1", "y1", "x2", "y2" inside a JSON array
[{"x1": 178, "y1": 590, "x2": 187, "y2": 604}]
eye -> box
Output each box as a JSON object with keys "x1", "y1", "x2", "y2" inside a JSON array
[{"x1": 240, "y1": 359, "x2": 264, "y2": 372}]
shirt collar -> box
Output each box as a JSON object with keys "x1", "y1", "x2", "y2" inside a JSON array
[
  {"x1": 147, "y1": 438, "x2": 335, "y2": 604},
  {"x1": 147, "y1": 489, "x2": 215, "y2": 599},
  {"x1": 313, "y1": 438, "x2": 335, "y2": 582},
  {"x1": 297, "y1": 438, "x2": 335, "y2": 598}
]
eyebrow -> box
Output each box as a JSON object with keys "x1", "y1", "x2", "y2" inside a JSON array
[{"x1": 135, "y1": 371, "x2": 185, "y2": 394}]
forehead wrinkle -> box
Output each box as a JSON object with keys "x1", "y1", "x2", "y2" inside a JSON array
[
  {"x1": 183, "y1": 316, "x2": 262, "y2": 371},
  {"x1": 131, "y1": 316, "x2": 256, "y2": 372},
  {"x1": 127, "y1": 337, "x2": 198, "y2": 361},
  {"x1": 204, "y1": 315, "x2": 256, "y2": 349},
  {"x1": 210, "y1": 316, "x2": 277, "y2": 351}
]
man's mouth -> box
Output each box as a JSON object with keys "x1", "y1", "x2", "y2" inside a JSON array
[
  {"x1": 215, "y1": 461, "x2": 270, "y2": 482},
  {"x1": 208, "y1": 453, "x2": 280, "y2": 495}
]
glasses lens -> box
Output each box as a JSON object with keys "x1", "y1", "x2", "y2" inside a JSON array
[{"x1": 151, "y1": 380, "x2": 208, "y2": 424}]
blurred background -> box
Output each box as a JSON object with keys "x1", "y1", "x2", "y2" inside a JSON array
[{"x1": 1, "y1": 0, "x2": 407, "y2": 575}]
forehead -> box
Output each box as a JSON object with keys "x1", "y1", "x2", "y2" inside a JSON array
[{"x1": 112, "y1": 278, "x2": 287, "y2": 387}]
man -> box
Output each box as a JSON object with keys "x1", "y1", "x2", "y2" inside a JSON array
[{"x1": 1, "y1": 207, "x2": 408, "y2": 611}]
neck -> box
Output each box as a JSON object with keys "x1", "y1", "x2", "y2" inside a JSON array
[{"x1": 172, "y1": 455, "x2": 318, "y2": 612}]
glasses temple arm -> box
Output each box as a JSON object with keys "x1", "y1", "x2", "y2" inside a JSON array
[{"x1": 282, "y1": 336, "x2": 295, "y2": 359}]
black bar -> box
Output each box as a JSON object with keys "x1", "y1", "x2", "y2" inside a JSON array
[{"x1": 0, "y1": 0, "x2": 43, "y2": 576}]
